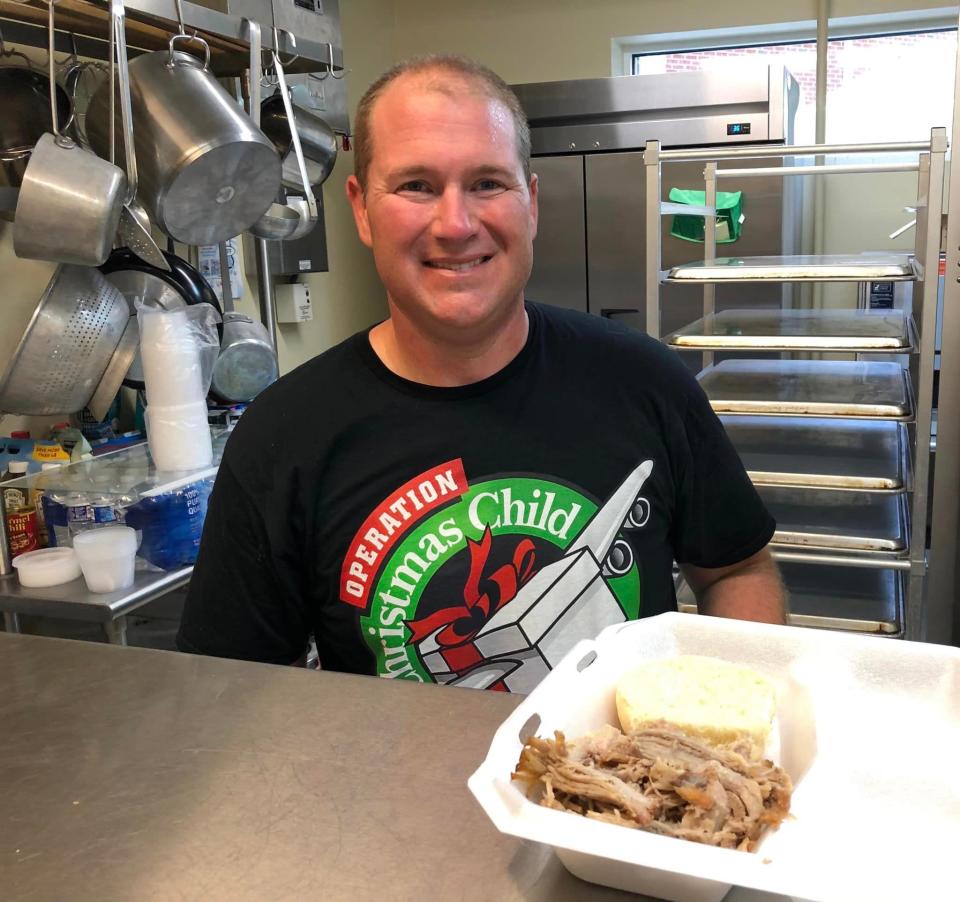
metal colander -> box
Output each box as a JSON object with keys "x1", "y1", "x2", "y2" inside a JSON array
[{"x1": 0, "y1": 264, "x2": 129, "y2": 415}]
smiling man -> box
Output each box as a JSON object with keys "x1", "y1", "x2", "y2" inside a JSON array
[{"x1": 178, "y1": 55, "x2": 787, "y2": 690}]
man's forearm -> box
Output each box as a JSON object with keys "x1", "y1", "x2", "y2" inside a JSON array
[{"x1": 683, "y1": 549, "x2": 788, "y2": 625}]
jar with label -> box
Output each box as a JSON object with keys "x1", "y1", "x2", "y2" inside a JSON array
[{"x1": 1, "y1": 460, "x2": 30, "y2": 512}]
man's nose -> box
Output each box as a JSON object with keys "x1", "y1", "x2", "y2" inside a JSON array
[{"x1": 433, "y1": 186, "x2": 477, "y2": 241}]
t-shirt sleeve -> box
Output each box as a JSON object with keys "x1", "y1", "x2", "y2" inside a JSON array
[
  {"x1": 177, "y1": 460, "x2": 310, "y2": 664},
  {"x1": 671, "y1": 377, "x2": 776, "y2": 568}
]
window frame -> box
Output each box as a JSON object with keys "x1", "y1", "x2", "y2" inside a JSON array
[{"x1": 611, "y1": 8, "x2": 960, "y2": 77}]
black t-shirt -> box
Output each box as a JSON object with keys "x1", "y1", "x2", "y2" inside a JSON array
[{"x1": 178, "y1": 303, "x2": 774, "y2": 692}]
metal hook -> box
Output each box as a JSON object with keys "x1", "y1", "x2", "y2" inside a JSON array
[
  {"x1": 55, "y1": 30, "x2": 79, "y2": 68},
  {"x1": 272, "y1": 26, "x2": 299, "y2": 68},
  {"x1": 325, "y1": 42, "x2": 344, "y2": 79},
  {"x1": 173, "y1": 0, "x2": 186, "y2": 35},
  {"x1": 0, "y1": 22, "x2": 32, "y2": 67}
]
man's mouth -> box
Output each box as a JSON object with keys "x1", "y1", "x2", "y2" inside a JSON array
[{"x1": 423, "y1": 255, "x2": 492, "y2": 272}]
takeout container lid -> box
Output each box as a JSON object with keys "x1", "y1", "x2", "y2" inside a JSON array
[{"x1": 468, "y1": 612, "x2": 960, "y2": 902}]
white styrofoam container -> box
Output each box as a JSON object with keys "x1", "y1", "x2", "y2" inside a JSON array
[{"x1": 468, "y1": 612, "x2": 960, "y2": 902}]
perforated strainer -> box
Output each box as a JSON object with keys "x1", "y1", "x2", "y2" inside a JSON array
[{"x1": 0, "y1": 264, "x2": 129, "y2": 415}]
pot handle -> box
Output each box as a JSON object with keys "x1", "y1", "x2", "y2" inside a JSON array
[
  {"x1": 273, "y1": 46, "x2": 317, "y2": 221},
  {"x1": 167, "y1": 32, "x2": 211, "y2": 71}
]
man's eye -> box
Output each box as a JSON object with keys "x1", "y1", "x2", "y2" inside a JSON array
[
  {"x1": 475, "y1": 179, "x2": 505, "y2": 192},
  {"x1": 398, "y1": 180, "x2": 431, "y2": 193}
]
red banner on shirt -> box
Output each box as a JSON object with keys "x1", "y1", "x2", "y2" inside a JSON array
[{"x1": 339, "y1": 459, "x2": 468, "y2": 609}]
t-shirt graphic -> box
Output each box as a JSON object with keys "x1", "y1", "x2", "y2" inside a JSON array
[{"x1": 340, "y1": 459, "x2": 653, "y2": 693}]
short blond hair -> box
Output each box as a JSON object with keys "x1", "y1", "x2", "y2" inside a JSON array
[{"x1": 352, "y1": 54, "x2": 531, "y2": 190}]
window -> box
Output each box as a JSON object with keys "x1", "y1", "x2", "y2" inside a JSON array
[{"x1": 615, "y1": 10, "x2": 958, "y2": 148}]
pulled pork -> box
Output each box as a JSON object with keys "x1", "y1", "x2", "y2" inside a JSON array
[{"x1": 513, "y1": 722, "x2": 792, "y2": 852}]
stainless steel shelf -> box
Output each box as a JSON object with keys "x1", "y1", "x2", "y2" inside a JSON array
[
  {"x1": 677, "y1": 562, "x2": 903, "y2": 635},
  {"x1": 699, "y1": 359, "x2": 914, "y2": 419},
  {"x1": 760, "y1": 485, "x2": 908, "y2": 557},
  {"x1": 722, "y1": 416, "x2": 912, "y2": 492},
  {"x1": 0, "y1": 566, "x2": 192, "y2": 622},
  {"x1": 666, "y1": 308, "x2": 917, "y2": 352},
  {"x1": 0, "y1": 0, "x2": 343, "y2": 76},
  {"x1": 665, "y1": 253, "x2": 920, "y2": 284}
]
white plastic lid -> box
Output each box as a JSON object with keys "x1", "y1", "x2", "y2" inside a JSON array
[
  {"x1": 7, "y1": 460, "x2": 28, "y2": 474},
  {"x1": 12, "y1": 547, "x2": 82, "y2": 587},
  {"x1": 72, "y1": 526, "x2": 139, "y2": 559}
]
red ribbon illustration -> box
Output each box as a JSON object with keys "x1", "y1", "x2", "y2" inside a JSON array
[{"x1": 406, "y1": 526, "x2": 536, "y2": 648}]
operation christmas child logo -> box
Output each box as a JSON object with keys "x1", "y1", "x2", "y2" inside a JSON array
[{"x1": 340, "y1": 459, "x2": 653, "y2": 693}]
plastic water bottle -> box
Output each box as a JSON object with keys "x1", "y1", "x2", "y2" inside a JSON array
[{"x1": 65, "y1": 493, "x2": 94, "y2": 542}]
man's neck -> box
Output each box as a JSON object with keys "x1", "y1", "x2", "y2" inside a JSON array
[{"x1": 368, "y1": 303, "x2": 529, "y2": 387}]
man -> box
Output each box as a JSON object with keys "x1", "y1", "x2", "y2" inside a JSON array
[{"x1": 178, "y1": 54, "x2": 786, "y2": 691}]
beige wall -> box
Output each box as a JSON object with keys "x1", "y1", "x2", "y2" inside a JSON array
[{"x1": 389, "y1": 0, "x2": 952, "y2": 80}]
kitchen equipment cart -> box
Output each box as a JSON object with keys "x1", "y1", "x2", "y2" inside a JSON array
[{"x1": 643, "y1": 130, "x2": 947, "y2": 640}]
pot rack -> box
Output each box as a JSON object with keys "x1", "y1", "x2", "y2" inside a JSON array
[{"x1": 0, "y1": 0, "x2": 343, "y2": 76}]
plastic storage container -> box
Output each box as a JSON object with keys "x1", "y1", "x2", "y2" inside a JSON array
[{"x1": 72, "y1": 526, "x2": 138, "y2": 593}]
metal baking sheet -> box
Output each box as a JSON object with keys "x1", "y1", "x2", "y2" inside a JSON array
[
  {"x1": 666, "y1": 253, "x2": 920, "y2": 283},
  {"x1": 677, "y1": 563, "x2": 902, "y2": 634},
  {"x1": 698, "y1": 359, "x2": 914, "y2": 419},
  {"x1": 721, "y1": 416, "x2": 911, "y2": 492},
  {"x1": 666, "y1": 308, "x2": 917, "y2": 351},
  {"x1": 759, "y1": 485, "x2": 908, "y2": 555}
]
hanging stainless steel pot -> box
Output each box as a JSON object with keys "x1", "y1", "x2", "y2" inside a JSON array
[
  {"x1": 210, "y1": 311, "x2": 279, "y2": 403},
  {"x1": 86, "y1": 34, "x2": 281, "y2": 247},
  {"x1": 13, "y1": 0, "x2": 127, "y2": 267},
  {"x1": 260, "y1": 93, "x2": 338, "y2": 190}
]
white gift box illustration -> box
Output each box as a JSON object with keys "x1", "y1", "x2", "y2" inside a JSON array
[{"x1": 418, "y1": 461, "x2": 653, "y2": 692}]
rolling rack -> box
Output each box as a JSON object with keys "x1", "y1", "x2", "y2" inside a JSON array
[{"x1": 644, "y1": 129, "x2": 947, "y2": 641}]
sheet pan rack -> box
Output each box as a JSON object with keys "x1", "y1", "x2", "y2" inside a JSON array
[
  {"x1": 646, "y1": 129, "x2": 947, "y2": 640},
  {"x1": 665, "y1": 308, "x2": 917, "y2": 353}
]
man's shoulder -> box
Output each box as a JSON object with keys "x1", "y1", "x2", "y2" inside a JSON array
[
  {"x1": 221, "y1": 330, "x2": 367, "y2": 455},
  {"x1": 529, "y1": 302, "x2": 692, "y2": 381}
]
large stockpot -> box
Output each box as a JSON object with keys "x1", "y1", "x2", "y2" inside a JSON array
[
  {"x1": 86, "y1": 35, "x2": 281, "y2": 246},
  {"x1": 260, "y1": 92, "x2": 338, "y2": 190}
]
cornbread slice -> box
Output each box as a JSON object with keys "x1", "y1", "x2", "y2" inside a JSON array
[{"x1": 615, "y1": 655, "x2": 777, "y2": 759}]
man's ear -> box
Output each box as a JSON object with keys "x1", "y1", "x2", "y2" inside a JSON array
[
  {"x1": 528, "y1": 172, "x2": 539, "y2": 240},
  {"x1": 346, "y1": 174, "x2": 373, "y2": 248}
]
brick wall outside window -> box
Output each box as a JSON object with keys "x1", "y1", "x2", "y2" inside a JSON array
[{"x1": 634, "y1": 31, "x2": 956, "y2": 145}]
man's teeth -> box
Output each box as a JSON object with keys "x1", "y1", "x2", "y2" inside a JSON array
[{"x1": 427, "y1": 257, "x2": 488, "y2": 271}]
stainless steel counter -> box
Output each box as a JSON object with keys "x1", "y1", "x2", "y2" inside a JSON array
[{"x1": 0, "y1": 635, "x2": 796, "y2": 901}]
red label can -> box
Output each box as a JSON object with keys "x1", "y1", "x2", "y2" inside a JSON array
[{"x1": 8, "y1": 506, "x2": 39, "y2": 558}]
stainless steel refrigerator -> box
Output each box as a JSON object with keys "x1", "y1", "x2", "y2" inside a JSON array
[{"x1": 512, "y1": 66, "x2": 802, "y2": 369}]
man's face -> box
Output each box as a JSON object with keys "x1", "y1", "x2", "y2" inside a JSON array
[{"x1": 347, "y1": 73, "x2": 538, "y2": 340}]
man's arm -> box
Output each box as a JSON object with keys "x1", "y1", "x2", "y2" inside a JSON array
[{"x1": 680, "y1": 546, "x2": 787, "y2": 625}]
